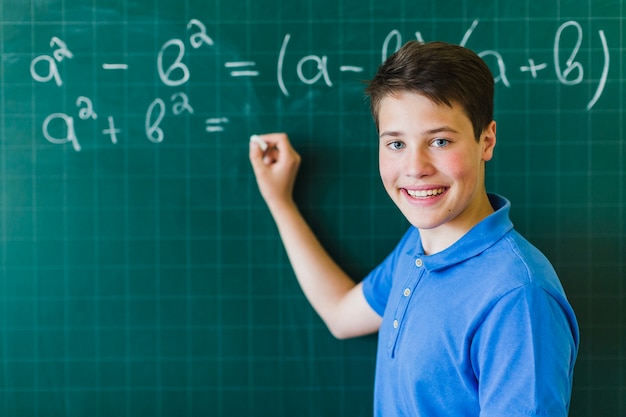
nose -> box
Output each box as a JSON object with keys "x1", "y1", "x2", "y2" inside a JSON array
[{"x1": 403, "y1": 146, "x2": 434, "y2": 178}]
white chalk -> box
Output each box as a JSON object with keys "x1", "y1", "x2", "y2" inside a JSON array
[{"x1": 249, "y1": 134, "x2": 268, "y2": 151}]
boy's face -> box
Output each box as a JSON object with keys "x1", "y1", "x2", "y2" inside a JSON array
[{"x1": 378, "y1": 91, "x2": 496, "y2": 242}]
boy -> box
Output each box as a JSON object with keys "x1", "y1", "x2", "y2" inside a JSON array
[{"x1": 249, "y1": 41, "x2": 579, "y2": 416}]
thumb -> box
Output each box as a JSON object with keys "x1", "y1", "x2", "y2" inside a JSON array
[{"x1": 249, "y1": 139, "x2": 267, "y2": 172}]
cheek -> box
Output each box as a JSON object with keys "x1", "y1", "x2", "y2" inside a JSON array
[
  {"x1": 378, "y1": 156, "x2": 397, "y2": 186},
  {"x1": 445, "y1": 153, "x2": 476, "y2": 180}
]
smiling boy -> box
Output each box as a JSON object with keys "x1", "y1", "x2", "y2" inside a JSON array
[{"x1": 249, "y1": 41, "x2": 579, "y2": 416}]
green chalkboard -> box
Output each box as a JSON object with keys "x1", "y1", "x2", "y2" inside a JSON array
[{"x1": 1, "y1": 1, "x2": 624, "y2": 416}]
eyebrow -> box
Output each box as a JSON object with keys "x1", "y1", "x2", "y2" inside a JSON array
[{"x1": 379, "y1": 125, "x2": 460, "y2": 138}]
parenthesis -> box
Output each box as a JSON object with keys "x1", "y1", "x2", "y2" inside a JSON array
[
  {"x1": 586, "y1": 30, "x2": 609, "y2": 111},
  {"x1": 277, "y1": 33, "x2": 290, "y2": 97}
]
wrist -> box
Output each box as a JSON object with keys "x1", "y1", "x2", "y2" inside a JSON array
[{"x1": 267, "y1": 198, "x2": 299, "y2": 218}]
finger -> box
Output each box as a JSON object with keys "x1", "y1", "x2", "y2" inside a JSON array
[
  {"x1": 249, "y1": 139, "x2": 269, "y2": 172},
  {"x1": 260, "y1": 133, "x2": 289, "y2": 152},
  {"x1": 250, "y1": 134, "x2": 268, "y2": 151},
  {"x1": 252, "y1": 133, "x2": 286, "y2": 165}
]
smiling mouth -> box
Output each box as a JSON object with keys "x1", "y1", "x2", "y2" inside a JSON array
[{"x1": 405, "y1": 188, "x2": 447, "y2": 198}]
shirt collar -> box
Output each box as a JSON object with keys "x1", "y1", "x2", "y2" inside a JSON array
[{"x1": 407, "y1": 194, "x2": 514, "y2": 271}]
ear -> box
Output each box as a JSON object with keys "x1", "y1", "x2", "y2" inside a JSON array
[{"x1": 481, "y1": 121, "x2": 497, "y2": 162}]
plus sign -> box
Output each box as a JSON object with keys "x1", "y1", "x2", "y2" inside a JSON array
[
  {"x1": 102, "y1": 116, "x2": 121, "y2": 144},
  {"x1": 520, "y1": 59, "x2": 548, "y2": 78}
]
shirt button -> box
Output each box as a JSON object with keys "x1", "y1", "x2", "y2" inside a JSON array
[
  {"x1": 403, "y1": 288, "x2": 411, "y2": 297},
  {"x1": 415, "y1": 258, "x2": 423, "y2": 267},
  {"x1": 393, "y1": 319, "x2": 399, "y2": 328}
]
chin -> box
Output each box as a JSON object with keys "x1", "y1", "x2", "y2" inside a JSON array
[{"x1": 401, "y1": 212, "x2": 441, "y2": 231}]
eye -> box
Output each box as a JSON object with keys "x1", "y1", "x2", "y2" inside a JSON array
[
  {"x1": 431, "y1": 138, "x2": 450, "y2": 148},
  {"x1": 387, "y1": 140, "x2": 405, "y2": 150}
]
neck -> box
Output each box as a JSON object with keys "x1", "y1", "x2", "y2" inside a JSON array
[{"x1": 420, "y1": 193, "x2": 494, "y2": 255}]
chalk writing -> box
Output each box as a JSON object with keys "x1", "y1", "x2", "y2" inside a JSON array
[
  {"x1": 102, "y1": 63, "x2": 128, "y2": 70},
  {"x1": 225, "y1": 61, "x2": 259, "y2": 77},
  {"x1": 103, "y1": 116, "x2": 120, "y2": 145},
  {"x1": 29, "y1": 19, "x2": 611, "y2": 151},
  {"x1": 205, "y1": 118, "x2": 229, "y2": 133},
  {"x1": 42, "y1": 113, "x2": 81, "y2": 151},
  {"x1": 30, "y1": 37, "x2": 73, "y2": 87},
  {"x1": 146, "y1": 98, "x2": 166, "y2": 143},
  {"x1": 520, "y1": 59, "x2": 548, "y2": 78}
]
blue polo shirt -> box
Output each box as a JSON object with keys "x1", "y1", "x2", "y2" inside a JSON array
[{"x1": 362, "y1": 194, "x2": 579, "y2": 417}]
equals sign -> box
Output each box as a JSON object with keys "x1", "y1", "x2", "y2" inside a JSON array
[
  {"x1": 225, "y1": 61, "x2": 259, "y2": 77},
  {"x1": 205, "y1": 117, "x2": 229, "y2": 133}
]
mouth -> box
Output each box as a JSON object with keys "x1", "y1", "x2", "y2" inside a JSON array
[{"x1": 404, "y1": 187, "x2": 447, "y2": 198}]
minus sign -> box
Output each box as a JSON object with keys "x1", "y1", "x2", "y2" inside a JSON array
[
  {"x1": 339, "y1": 66, "x2": 364, "y2": 72},
  {"x1": 103, "y1": 63, "x2": 129, "y2": 70}
]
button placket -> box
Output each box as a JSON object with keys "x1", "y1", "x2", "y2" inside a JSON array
[{"x1": 387, "y1": 256, "x2": 425, "y2": 357}]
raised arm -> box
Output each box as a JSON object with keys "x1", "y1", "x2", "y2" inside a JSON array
[{"x1": 249, "y1": 133, "x2": 381, "y2": 339}]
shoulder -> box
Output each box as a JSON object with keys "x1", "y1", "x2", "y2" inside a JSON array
[
  {"x1": 496, "y1": 229, "x2": 565, "y2": 293},
  {"x1": 452, "y1": 227, "x2": 574, "y2": 322},
  {"x1": 471, "y1": 230, "x2": 578, "y2": 341}
]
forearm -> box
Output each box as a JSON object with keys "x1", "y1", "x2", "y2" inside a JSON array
[
  {"x1": 249, "y1": 133, "x2": 380, "y2": 338},
  {"x1": 267, "y1": 199, "x2": 358, "y2": 333}
]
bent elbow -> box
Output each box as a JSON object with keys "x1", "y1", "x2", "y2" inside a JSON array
[
  {"x1": 327, "y1": 325, "x2": 354, "y2": 340},
  {"x1": 323, "y1": 306, "x2": 381, "y2": 340},
  {"x1": 326, "y1": 319, "x2": 376, "y2": 340}
]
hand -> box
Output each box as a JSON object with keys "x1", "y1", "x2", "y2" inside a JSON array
[{"x1": 249, "y1": 133, "x2": 301, "y2": 210}]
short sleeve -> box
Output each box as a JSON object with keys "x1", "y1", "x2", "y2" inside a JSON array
[
  {"x1": 472, "y1": 284, "x2": 578, "y2": 416},
  {"x1": 361, "y1": 256, "x2": 393, "y2": 316},
  {"x1": 362, "y1": 227, "x2": 419, "y2": 317}
]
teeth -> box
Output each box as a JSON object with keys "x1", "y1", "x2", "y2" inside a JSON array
[{"x1": 406, "y1": 188, "x2": 445, "y2": 198}]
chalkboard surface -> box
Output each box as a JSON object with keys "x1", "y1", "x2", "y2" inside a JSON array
[{"x1": 1, "y1": 1, "x2": 624, "y2": 416}]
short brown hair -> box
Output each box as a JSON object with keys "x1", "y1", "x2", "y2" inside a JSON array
[{"x1": 365, "y1": 41, "x2": 494, "y2": 141}]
